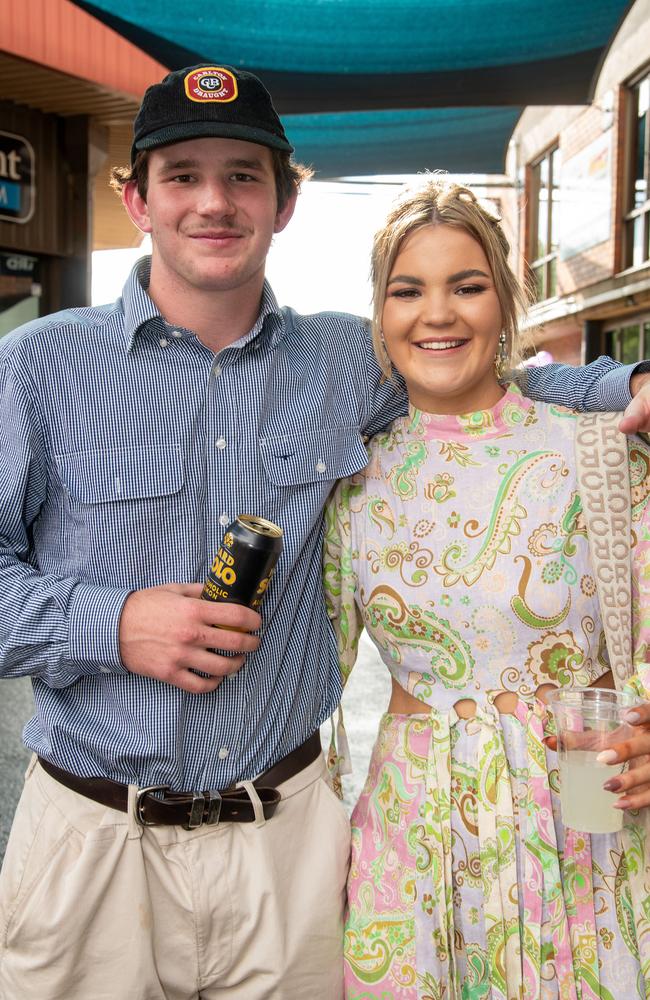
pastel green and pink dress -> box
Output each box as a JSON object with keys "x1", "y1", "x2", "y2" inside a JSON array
[{"x1": 323, "y1": 386, "x2": 650, "y2": 1000}]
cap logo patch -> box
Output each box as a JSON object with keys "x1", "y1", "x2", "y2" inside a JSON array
[{"x1": 184, "y1": 67, "x2": 238, "y2": 104}]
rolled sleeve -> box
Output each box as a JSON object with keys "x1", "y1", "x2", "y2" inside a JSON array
[{"x1": 598, "y1": 360, "x2": 650, "y2": 410}]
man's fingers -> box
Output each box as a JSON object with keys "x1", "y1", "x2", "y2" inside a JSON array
[
  {"x1": 198, "y1": 600, "x2": 262, "y2": 633},
  {"x1": 162, "y1": 582, "x2": 205, "y2": 598},
  {"x1": 182, "y1": 651, "x2": 246, "y2": 676},
  {"x1": 155, "y1": 584, "x2": 262, "y2": 634},
  {"x1": 157, "y1": 652, "x2": 246, "y2": 693},
  {"x1": 619, "y1": 387, "x2": 650, "y2": 434},
  {"x1": 175, "y1": 671, "x2": 224, "y2": 695},
  {"x1": 198, "y1": 626, "x2": 260, "y2": 653}
]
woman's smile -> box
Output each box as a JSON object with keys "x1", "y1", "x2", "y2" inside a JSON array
[{"x1": 381, "y1": 224, "x2": 505, "y2": 414}]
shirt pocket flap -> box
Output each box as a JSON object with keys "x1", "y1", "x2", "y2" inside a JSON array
[
  {"x1": 56, "y1": 447, "x2": 184, "y2": 504},
  {"x1": 260, "y1": 427, "x2": 368, "y2": 486}
]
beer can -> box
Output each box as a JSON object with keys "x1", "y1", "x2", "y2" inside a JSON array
[{"x1": 201, "y1": 514, "x2": 283, "y2": 611}]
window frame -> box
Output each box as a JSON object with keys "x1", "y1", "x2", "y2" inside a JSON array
[
  {"x1": 621, "y1": 67, "x2": 650, "y2": 271},
  {"x1": 604, "y1": 314, "x2": 650, "y2": 364},
  {"x1": 528, "y1": 144, "x2": 560, "y2": 302}
]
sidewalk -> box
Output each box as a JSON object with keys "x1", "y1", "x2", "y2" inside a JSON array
[
  {"x1": 0, "y1": 677, "x2": 33, "y2": 859},
  {"x1": 330, "y1": 630, "x2": 391, "y2": 811}
]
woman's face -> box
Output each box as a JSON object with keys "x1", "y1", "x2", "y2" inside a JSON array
[{"x1": 381, "y1": 224, "x2": 505, "y2": 414}]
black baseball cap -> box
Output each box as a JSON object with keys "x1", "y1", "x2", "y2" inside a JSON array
[{"x1": 131, "y1": 64, "x2": 293, "y2": 164}]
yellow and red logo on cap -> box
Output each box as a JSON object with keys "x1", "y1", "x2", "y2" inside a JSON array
[{"x1": 184, "y1": 67, "x2": 238, "y2": 104}]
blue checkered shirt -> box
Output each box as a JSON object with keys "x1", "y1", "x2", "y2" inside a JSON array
[{"x1": 0, "y1": 258, "x2": 641, "y2": 788}]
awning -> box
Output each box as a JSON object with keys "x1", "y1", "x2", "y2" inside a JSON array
[{"x1": 71, "y1": 1, "x2": 632, "y2": 176}]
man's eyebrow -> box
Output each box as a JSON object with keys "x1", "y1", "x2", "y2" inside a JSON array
[
  {"x1": 157, "y1": 158, "x2": 200, "y2": 172},
  {"x1": 156, "y1": 157, "x2": 267, "y2": 172},
  {"x1": 224, "y1": 157, "x2": 267, "y2": 170}
]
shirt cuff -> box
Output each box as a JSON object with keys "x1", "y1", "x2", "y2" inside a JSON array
[
  {"x1": 597, "y1": 361, "x2": 650, "y2": 410},
  {"x1": 68, "y1": 583, "x2": 131, "y2": 675}
]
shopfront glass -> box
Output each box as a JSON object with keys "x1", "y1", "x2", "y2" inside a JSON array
[
  {"x1": 0, "y1": 251, "x2": 40, "y2": 339},
  {"x1": 606, "y1": 316, "x2": 650, "y2": 363}
]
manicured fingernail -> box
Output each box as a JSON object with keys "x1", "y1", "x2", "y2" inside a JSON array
[
  {"x1": 614, "y1": 798, "x2": 629, "y2": 810},
  {"x1": 596, "y1": 749, "x2": 618, "y2": 764},
  {"x1": 603, "y1": 778, "x2": 622, "y2": 792},
  {"x1": 623, "y1": 710, "x2": 641, "y2": 724}
]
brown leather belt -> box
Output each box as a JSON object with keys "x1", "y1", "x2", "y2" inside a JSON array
[{"x1": 37, "y1": 731, "x2": 322, "y2": 830}]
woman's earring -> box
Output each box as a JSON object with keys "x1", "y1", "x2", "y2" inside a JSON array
[{"x1": 494, "y1": 330, "x2": 508, "y2": 379}]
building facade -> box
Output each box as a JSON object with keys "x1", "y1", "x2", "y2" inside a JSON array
[
  {"x1": 506, "y1": 0, "x2": 650, "y2": 364},
  {"x1": 0, "y1": 0, "x2": 166, "y2": 338}
]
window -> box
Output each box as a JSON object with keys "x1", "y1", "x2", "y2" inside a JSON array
[
  {"x1": 0, "y1": 252, "x2": 41, "y2": 339},
  {"x1": 529, "y1": 147, "x2": 560, "y2": 300},
  {"x1": 606, "y1": 316, "x2": 650, "y2": 363},
  {"x1": 623, "y1": 72, "x2": 650, "y2": 269}
]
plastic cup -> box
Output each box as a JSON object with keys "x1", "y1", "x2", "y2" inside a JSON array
[{"x1": 546, "y1": 687, "x2": 643, "y2": 834}]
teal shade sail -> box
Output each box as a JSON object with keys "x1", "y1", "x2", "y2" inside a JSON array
[
  {"x1": 285, "y1": 107, "x2": 524, "y2": 176},
  {"x1": 71, "y1": 0, "x2": 631, "y2": 175}
]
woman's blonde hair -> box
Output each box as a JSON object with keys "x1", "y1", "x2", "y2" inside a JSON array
[{"x1": 371, "y1": 176, "x2": 532, "y2": 378}]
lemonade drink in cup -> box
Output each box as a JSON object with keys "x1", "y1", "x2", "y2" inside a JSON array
[{"x1": 546, "y1": 687, "x2": 643, "y2": 834}]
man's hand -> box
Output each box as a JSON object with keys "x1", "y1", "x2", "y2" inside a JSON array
[
  {"x1": 619, "y1": 372, "x2": 650, "y2": 434},
  {"x1": 119, "y1": 583, "x2": 261, "y2": 693}
]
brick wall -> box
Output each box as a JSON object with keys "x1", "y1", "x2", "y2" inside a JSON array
[
  {"x1": 531, "y1": 320, "x2": 583, "y2": 364},
  {"x1": 556, "y1": 102, "x2": 618, "y2": 295}
]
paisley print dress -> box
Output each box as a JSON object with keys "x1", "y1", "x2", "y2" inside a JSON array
[{"x1": 323, "y1": 387, "x2": 650, "y2": 1000}]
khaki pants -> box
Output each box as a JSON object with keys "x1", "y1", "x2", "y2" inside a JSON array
[{"x1": 0, "y1": 752, "x2": 350, "y2": 1000}]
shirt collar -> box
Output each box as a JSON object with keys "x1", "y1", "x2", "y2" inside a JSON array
[{"x1": 120, "y1": 256, "x2": 285, "y2": 352}]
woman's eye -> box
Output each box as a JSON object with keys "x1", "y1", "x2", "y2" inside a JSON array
[
  {"x1": 390, "y1": 288, "x2": 419, "y2": 298},
  {"x1": 457, "y1": 284, "x2": 483, "y2": 296}
]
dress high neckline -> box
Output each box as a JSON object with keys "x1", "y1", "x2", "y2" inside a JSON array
[{"x1": 406, "y1": 383, "x2": 535, "y2": 441}]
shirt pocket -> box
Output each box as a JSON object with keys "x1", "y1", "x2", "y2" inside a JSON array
[
  {"x1": 259, "y1": 426, "x2": 369, "y2": 487},
  {"x1": 55, "y1": 446, "x2": 184, "y2": 504}
]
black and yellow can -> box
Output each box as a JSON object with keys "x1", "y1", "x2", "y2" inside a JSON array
[{"x1": 201, "y1": 514, "x2": 283, "y2": 611}]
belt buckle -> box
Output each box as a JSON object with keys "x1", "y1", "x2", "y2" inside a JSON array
[
  {"x1": 134, "y1": 784, "x2": 170, "y2": 827},
  {"x1": 184, "y1": 790, "x2": 222, "y2": 830}
]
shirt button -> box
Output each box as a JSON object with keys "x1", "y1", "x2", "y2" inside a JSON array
[
  {"x1": 219, "y1": 513, "x2": 230, "y2": 527},
  {"x1": 315, "y1": 460, "x2": 327, "y2": 473},
  {"x1": 159, "y1": 338, "x2": 169, "y2": 348},
  {"x1": 218, "y1": 747, "x2": 229, "y2": 760},
  {"x1": 213, "y1": 364, "x2": 222, "y2": 377},
  {"x1": 216, "y1": 437, "x2": 227, "y2": 450},
  {"x1": 171, "y1": 329, "x2": 182, "y2": 338}
]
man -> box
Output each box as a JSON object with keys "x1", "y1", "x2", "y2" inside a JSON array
[{"x1": 0, "y1": 63, "x2": 649, "y2": 1000}]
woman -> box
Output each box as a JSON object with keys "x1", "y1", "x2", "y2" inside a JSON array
[{"x1": 324, "y1": 179, "x2": 650, "y2": 999}]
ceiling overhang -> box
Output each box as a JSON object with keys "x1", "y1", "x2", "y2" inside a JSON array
[{"x1": 0, "y1": 52, "x2": 143, "y2": 249}]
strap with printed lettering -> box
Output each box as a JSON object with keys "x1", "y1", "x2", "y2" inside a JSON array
[{"x1": 574, "y1": 413, "x2": 633, "y2": 687}]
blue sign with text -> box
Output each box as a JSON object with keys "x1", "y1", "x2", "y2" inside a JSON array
[
  {"x1": 0, "y1": 180, "x2": 21, "y2": 212},
  {"x1": 0, "y1": 132, "x2": 35, "y2": 224}
]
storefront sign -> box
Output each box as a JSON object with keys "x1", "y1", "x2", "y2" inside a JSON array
[
  {"x1": 559, "y1": 131, "x2": 612, "y2": 261},
  {"x1": 0, "y1": 251, "x2": 39, "y2": 279},
  {"x1": 0, "y1": 131, "x2": 35, "y2": 224}
]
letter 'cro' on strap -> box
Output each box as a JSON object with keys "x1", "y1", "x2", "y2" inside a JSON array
[{"x1": 575, "y1": 412, "x2": 633, "y2": 688}]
